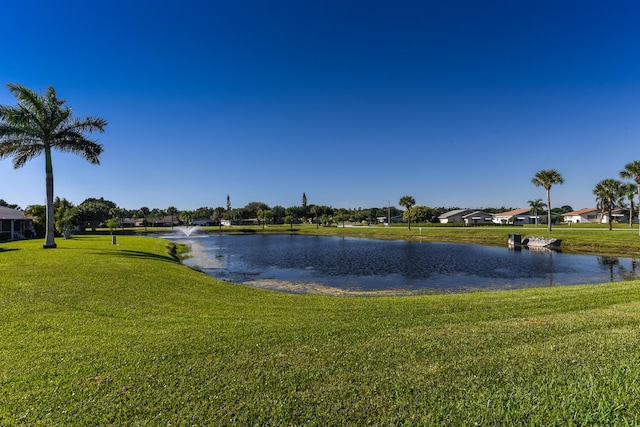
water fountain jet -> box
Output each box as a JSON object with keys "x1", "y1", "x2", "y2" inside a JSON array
[{"x1": 174, "y1": 226, "x2": 201, "y2": 237}]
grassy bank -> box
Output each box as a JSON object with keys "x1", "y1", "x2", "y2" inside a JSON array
[{"x1": 3, "y1": 235, "x2": 640, "y2": 424}]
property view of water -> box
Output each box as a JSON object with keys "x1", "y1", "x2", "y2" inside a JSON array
[{"x1": 172, "y1": 233, "x2": 639, "y2": 294}]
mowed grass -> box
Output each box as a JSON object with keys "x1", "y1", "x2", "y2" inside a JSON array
[{"x1": 3, "y1": 235, "x2": 640, "y2": 424}]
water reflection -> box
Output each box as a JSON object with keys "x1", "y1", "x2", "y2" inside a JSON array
[
  {"x1": 598, "y1": 256, "x2": 640, "y2": 282},
  {"x1": 175, "y1": 234, "x2": 639, "y2": 294}
]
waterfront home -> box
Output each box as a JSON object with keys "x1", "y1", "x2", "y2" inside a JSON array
[
  {"x1": 492, "y1": 208, "x2": 541, "y2": 225},
  {"x1": 563, "y1": 208, "x2": 626, "y2": 224}
]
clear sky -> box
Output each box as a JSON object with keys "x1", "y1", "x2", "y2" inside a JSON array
[{"x1": 1, "y1": 1, "x2": 639, "y2": 212}]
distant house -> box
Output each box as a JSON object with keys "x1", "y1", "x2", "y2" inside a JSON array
[
  {"x1": 438, "y1": 209, "x2": 495, "y2": 225},
  {"x1": 563, "y1": 208, "x2": 600, "y2": 224},
  {"x1": 192, "y1": 218, "x2": 217, "y2": 226},
  {"x1": 438, "y1": 209, "x2": 474, "y2": 224},
  {"x1": 119, "y1": 218, "x2": 136, "y2": 228},
  {"x1": 492, "y1": 208, "x2": 541, "y2": 225},
  {"x1": 0, "y1": 206, "x2": 36, "y2": 240},
  {"x1": 563, "y1": 208, "x2": 626, "y2": 224},
  {"x1": 220, "y1": 218, "x2": 259, "y2": 226},
  {"x1": 150, "y1": 215, "x2": 180, "y2": 227},
  {"x1": 461, "y1": 210, "x2": 494, "y2": 224},
  {"x1": 377, "y1": 215, "x2": 403, "y2": 224}
]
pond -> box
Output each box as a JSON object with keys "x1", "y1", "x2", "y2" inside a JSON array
[{"x1": 172, "y1": 234, "x2": 639, "y2": 295}]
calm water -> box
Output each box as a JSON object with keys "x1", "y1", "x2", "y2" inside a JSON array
[{"x1": 175, "y1": 234, "x2": 639, "y2": 293}]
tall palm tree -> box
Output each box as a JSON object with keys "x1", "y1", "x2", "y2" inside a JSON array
[
  {"x1": 399, "y1": 195, "x2": 416, "y2": 230},
  {"x1": 527, "y1": 198, "x2": 547, "y2": 226},
  {"x1": 619, "y1": 160, "x2": 640, "y2": 235},
  {"x1": 0, "y1": 84, "x2": 106, "y2": 248},
  {"x1": 620, "y1": 182, "x2": 637, "y2": 229},
  {"x1": 593, "y1": 178, "x2": 622, "y2": 231},
  {"x1": 532, "y1": 169, "x2": 564, "y2": 232}
]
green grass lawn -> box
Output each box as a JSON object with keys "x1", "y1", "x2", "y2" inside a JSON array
[{"x1": 4, "y1": 234, "x2": 640, "y2": 424}]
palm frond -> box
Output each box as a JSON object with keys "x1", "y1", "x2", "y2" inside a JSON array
[{"x1": 11, "y1": 146, "x2": 43, "y2": 168}]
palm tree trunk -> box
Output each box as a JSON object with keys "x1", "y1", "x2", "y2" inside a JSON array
[
  {"x1": 608, "y1": 204, "x2": 613, "y2": 231},
  {"x1": 546, "y1": 189, "x2": 552, "y2": 232},
  {"x1": 637, "y1": 182, "x2": 640, "y2": 236},
  {"x1": 44, "y1": 172, "x2": 57, "y2": 248}
]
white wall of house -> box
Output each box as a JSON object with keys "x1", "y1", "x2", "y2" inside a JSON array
[{"x1": 563, "y1": 213, "x2": 599, "y2": 224}]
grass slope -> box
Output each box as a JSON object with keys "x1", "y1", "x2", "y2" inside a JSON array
[{"x1": 3, "y1": 235, "x2": 640, "y2": 425}]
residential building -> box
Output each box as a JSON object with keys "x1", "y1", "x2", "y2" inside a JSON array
[
  {"x1": 492, "y1": 208, "x2": 541, "y2": 225},
  {"x1": 438, "y1": 209, "x2": 474, "y2": 224},
  {"x1": 563, "y1": 208, "x2": 600, "y2": 224},
  {"x1": 461, "y1": 210, "x2": 495, "y2": 224},
  {"x1": 563, "y1": 208, "x2": 626, "y2": 224},
  {"x1": 0, "y1": 206, "x2": 36, "y2": 240}
]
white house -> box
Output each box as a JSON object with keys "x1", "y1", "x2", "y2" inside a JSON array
[
  {"x1": 563, "y1": 208, "x2": 626, "y2": 224},
  {"x1": 563, "y1": 208, "x2": 600, "y2": 224},
  {"x1": 492, "y1": 208, "x2": 541, "y2": 225}
]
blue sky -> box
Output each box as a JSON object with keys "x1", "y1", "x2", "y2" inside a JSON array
[{"x1": 1, "y1": 1, "x2": 639, "y2": 212}]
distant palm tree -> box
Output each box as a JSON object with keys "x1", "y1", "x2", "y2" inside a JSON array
[
  {"x1": 620, "y1": 182, "x2": 637, "y2": 229},
  {"x1": 310, "y1": 206, "x2": 319, "y2": 229},
  {"x1": 257, "y1": 209, "x2": 272, "y2": 229},
  {"x1": 167, "y1": 206, "x2": 179, "y2": 230},
  {"x1": 527, "y1": 198, "x2": 547, "y2": 226},
  {"x1": 138, "y1": 207, "x2": 150, "y2": 232},
  {"x1": 399, "y1": 195, "x2": 416, "y2": 230},
  {"x1": 532, "y1": 169, "x2": 564, "y2": 232},
  {"x1": 619, "y1": 160, "x2": 640, "y2": 235},
  {"x1": 0, "y1": 84, "x2": 106, "y2": 248},
  {"x1": 593, "y1": 178, "x2": 622, "y2": 231}
]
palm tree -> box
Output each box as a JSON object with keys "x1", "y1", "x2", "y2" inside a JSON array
[
  {"x1": 399, "y1": 195, "x2": 416, "y2": 230},
  {"x1": 310, "y1": 206, "x2": 319, "y2": 229},
  {"x1": 620, "y1": 182, "x2": 637, "y2": 229},
  {"x1": 138, "y1": 207, "x2": 150, "y2": 232},
  {"x1": 527, "y1": 198, "x2": 547, "y2": 226},
  {"x1": 179, "y1": 210, "x2": 193, "y2": 227},
  {"x1": 167, "y1": 206, "x2": 179, "y2": 230},
  {"x1": 256, "y1": 209, "x2": 268, "y2": 230},
  {"x1": 531, "y1": 169, "x2": 564, "y2": 232},
  {"x1": 593, "y1": 178, "x2": 622, "y2": 231},
  {"x1": 0, "y1": 84, "x2": 106, "y2": 248},
  {"x1": 619, "y1": 160, "x2": 640, "y2": 235}
]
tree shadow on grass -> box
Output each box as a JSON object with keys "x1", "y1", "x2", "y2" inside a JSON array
[
  {"x1": 90, "y1": 249, "x2": 177, "y2": 263},
  {"x1": 0, "y1": 248, "x2": 20, "y2": 253}
]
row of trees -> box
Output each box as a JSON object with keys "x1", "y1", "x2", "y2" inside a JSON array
[
  {"x1": 531, "y1": 163, "x2": 640, "y2": 233},
  {"x1": 595, "y1": 161, "x2": 640, "y2": 232},
  {"x1": 17, "y1": 192, "x2": 527, "y2": 238}
]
